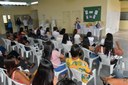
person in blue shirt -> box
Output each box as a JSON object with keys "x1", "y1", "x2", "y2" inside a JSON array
[{"x1": 7, "y1": 19, "x2": 13, "y2": 33}]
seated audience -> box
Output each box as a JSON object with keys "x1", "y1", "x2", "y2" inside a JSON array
[{"x1": 66, "y1": 44, "x2": 92, "y2": 83}]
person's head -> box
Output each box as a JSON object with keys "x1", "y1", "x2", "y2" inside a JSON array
[
  {"x1": 70, "y1": 44, "x2": 82, "y2": 57},
  {"x1": 106, "y1": 33, "x2": 113, "y2": 41},
  {"x1": 43, "y1": 41, "x2": 54, "y2": 60},
  {"x1": 45, "y1": 27, "x2": 50, "y2": 34},
  {"x1": 4, "y1": 59, "x2": 17, "y2": 77},
  {"x1": 7, "y1": 50, "x2": 20, "y2": 65},
  {"x1": 57, "y1": 78, "x2": 77, "y2": 85},
  {"x1": 6, "y1": 32, "x2": 13, "y2": 40},
  {"x1": 62, "y1": 33, "x2": 69, "y2": 44},
  {"x1": 73, "y1": 29, "x2": 77, "y2": 35},
  {"x1": 53, "y1": 26, "x2": 58, "y2": 31},
  {"x1": 60, "y1": 28, "x2": 65, "y2": 35},
  {"x1": 104, "y1": 33, "x2": 114, "y2": 55},
  {"x1": 39, "y1": 26, "x2": 43, "y2": 30},
  {"x1": 32, "y1": 58, "x2": 54, "y2": 85},
  {"x1": 19, "y1": 27, "x2": 24, "y2": 33},
  {"x1": 87, "y1": 32, "x2": 92, "y2": 37}
]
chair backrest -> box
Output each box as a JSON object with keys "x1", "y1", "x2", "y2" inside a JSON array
[
  {"x1": 18, "y1": 43, "x2": 26, "y2": 51},
  {"x1": 51, "y1": 40, "x2": 59, "y2": 49},
  {"x1": 62, "y1": 44, "x2": 71, "y2": 53},
  {"x1": 53, "y1": 63, "x2": 69, "y2": 78},
  {"x1": 70, "y1": 68, "x2": 96, "y2": 85},
  {"x1": 81, "y1": 47, "x2": 91, "y2": 60},
  {"x1": 56, "y1": 36, "x2": 63, "y2": 44},
  {"x1": 98, "y1": 53, "x2": 111, "y2": 65}
]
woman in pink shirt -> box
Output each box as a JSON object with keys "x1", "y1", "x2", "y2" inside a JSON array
[{"x1": 43, "y1": 41, "x2": 66, "y2": 75}]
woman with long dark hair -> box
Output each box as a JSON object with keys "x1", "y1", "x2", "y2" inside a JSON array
[
  {"x1": 95, "y1": 33, "x2": 123, "y2": 64},
  {"x1": 32, "y1": 58, "x2": 55, "y2": 85}
]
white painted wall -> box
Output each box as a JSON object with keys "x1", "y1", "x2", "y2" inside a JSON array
[{"x1": 106, "y1": 0, "x2": 121, "y2": 34}]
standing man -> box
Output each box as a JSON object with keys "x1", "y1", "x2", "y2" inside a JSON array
[{"x1": 23, "y1": 16, "x2": 28, "y2": 32}]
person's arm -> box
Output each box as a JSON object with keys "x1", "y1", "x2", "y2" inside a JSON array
[
  {"x1": 14, "y1": 70, "x2": 31, "y2": 85},
  {"x1": 83, "y1": 61, "x2": 92, "y2": 75},
  {"x1": 59, "y1": 54, "x2": 65, "y2": 62},
  {"x1": 114, "y1": 41, "x2": 123, "y2": 56}
]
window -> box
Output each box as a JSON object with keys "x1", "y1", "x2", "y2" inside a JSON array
[
  {"x1": 2, "y1": 15, "x2": 11, "y2": 23},
  {"x1": 120, "y1": 12, "x2": 128, "y2": 20},
  {"x1": 3, "y1": 15, "x2": 7, "y2": 23}
]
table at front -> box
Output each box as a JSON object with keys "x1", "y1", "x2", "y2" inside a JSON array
[{"x1": 80, "y1": 26, "x2": 103, "y2": 40}]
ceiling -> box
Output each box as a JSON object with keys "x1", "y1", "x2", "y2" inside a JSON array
[{"x1": 0, "y1": 0, "x2": 38, "y2": 3}]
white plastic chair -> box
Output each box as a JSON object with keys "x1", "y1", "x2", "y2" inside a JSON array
[
  {"x1": 53, "y1": 63, "x2": 69, "y2": 78},
  {"x1": 81, "y1": 47, "x2": 99, "y2": 69},
  {"x1": 1, "y1": 38, "x2": 11, "y2": 52},
  {"x1": 17, "y1": 43, "x2": 32, "y2": 58},
  {"x1": 62, "y1": 44, "x2": 72, "y2": 57},
  {"x1": 70, "y1": 68, "x2": 96, "y2": 85},
  {"x1": 33, "y1": 49, "x2": 43, "y2": 66},
  {"x1": 51, "y1": 40, "x2": 59, "y2": 49},
  {"x1": 98, "y1": 53, "x2": 115, "y2": 75}
]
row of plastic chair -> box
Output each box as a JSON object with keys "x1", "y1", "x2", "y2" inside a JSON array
[{"x1": 1, "y1": 38, "x2": 43, "y2": 66}]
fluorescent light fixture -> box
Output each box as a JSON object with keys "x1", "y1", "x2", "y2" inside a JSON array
[
  {"x1": 31, "y1": 1, "x2": 38, "y2": 5},
  {"x1": 0, "y1": 1, "x2": 28, "y2": 6}
]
